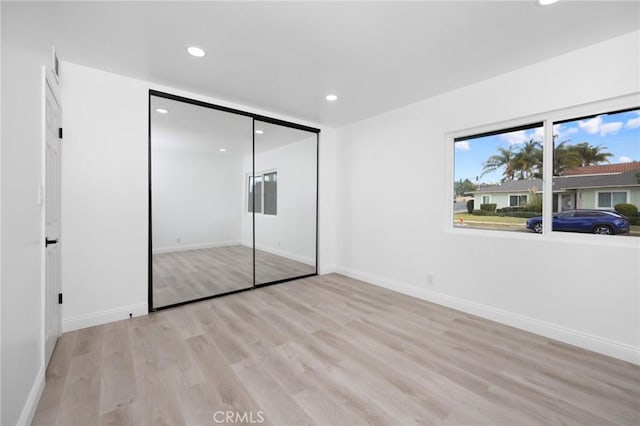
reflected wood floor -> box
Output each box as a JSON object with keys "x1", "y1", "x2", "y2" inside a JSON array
[
  {"x1": 34, "y1": 274, "x2": 640, "y2": 426},
  {"x1": 153, "y1": 245, "x2": 315, "y2": 307}
]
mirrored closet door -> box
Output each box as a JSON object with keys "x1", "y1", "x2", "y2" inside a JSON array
[
  {"x1": 149, "y1": 91, "x2": 319, "y2": 311},
  {"x1": 150, "y1": 94, "x2": 254, "y2": 308},
  {"x1": 253, "y1": 121, "x2": 317, "y2": 285}
]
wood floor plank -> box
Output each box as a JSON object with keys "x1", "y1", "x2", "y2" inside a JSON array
[
  {"x1": 99, "y1": 321, "x2": 138, "y2": 415},
  {"x1": 152, "y1": 245, "x2": 315, "y2": 307},
  {"x1": 33, "y1": 273, "x2": 640, "y2": 426}
]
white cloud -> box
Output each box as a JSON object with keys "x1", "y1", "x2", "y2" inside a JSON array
[
  {"x1": 553, "y1": 124, "x2": 579, "y2": 141},
  {"x1": 626, "y1": 112, "x2": 640, "y2": 129},
  {"x1": 578, "y1": 116, "x2": 622, "y2": 136},
  {"x1": 455, "y1": 140, "x2": 470, "y2": 151},
  {"x1": 499, "y1": 130, "x2": 527, "y2": 144},
  {"x1": 600, "y1": 122, "x2": 623, "y2": 135},
  {"x1": 578, "y1": 116, "x2": 602, "y2": 134},
  {"x1": 533, "y1": 127, "x2": 544, "y2": 140},
  {"x1": 619, "y1": 156, "x2": 633, "y2": 163}
]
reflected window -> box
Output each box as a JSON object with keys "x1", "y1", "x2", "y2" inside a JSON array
[
  {"x1": 263, "y1": 172, "x2": 277, "y2": 215},
  {"x1": 509, "y1": 194, "x2": 528, "y2": 207},
  {"x1": 597, "y1": 191, "x2": 628, "y2": 209},
  {"x1": 248, "y1": 171, "x2": 277, "y2": 215}
]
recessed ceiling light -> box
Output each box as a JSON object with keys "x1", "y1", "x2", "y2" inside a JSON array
[
  {"x1": 326, "y1": 94, "x2": 338, "y2": 102},
  {"x1": 219, "y1": 148, "x2": 227, "y2": 152},
  {"x1": 255, "y1": 130, "x2": 264, "y2": 134},
  {"x1": 538, "y1": 0, "x2": 559, "y2": 5},
  {"x1": 155, "y1": 108, "x2": 168, "y2": 114},
  {"x1": 186, "y1": 46, "x2": 206, "y2": 57}
]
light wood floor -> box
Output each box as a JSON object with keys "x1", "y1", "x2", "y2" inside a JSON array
[
  {"x1": 34, "y1": 274, "x2": 640, "y2": 426},
  {"x1": 153, "y1": 245, "x2": 315, "y2": 307}
]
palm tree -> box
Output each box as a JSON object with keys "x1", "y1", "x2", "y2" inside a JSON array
[
  {"x1": 513, "y1": 139, "x2": 543, "y2": 179},
  {"x1": 481, "y1": 146, "x2": 516, "y2": 181},
  {"x1": 553, "y1": 140, "x2": 583, "y2": 175},
  {"x1": 569, "y1": 142, "x2": 613, "y2": 166}
]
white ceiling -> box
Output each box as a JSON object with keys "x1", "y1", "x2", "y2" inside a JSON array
[{"x1": 4, "y1": 1, "x2": 639, "y2": 126}]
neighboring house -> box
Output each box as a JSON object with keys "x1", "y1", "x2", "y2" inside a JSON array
[{"x1": 472, "y1": 162, "x2": 640, "y2": 211}]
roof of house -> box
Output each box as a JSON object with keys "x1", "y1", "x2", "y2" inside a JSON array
[
  {"x1": 562, "y1": 161, "x2": 640, "y2": 176},
  {"x1": 555, "y1": 170, "x2": 640, "y2": 190},
  {"x1": 473, "y1": 179, "x2": 542, "y2": 194},
  {"x1": 474, "y1": 169, "x2": 640, "y2": 194}
]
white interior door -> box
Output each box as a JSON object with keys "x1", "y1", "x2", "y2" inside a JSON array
[{"x1": 44, "y1": 77, "x2": 62, "y2": 366}]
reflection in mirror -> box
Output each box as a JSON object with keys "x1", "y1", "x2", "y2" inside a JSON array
[
  {"x1": 150, "y1": 95, "x2": 253, "y2": 308},
  {"x1": 251, "y1": 121, "x2": 317, "y2": 285}
]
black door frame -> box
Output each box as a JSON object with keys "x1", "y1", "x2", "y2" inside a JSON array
[{"x1": 148, "y1": 89, "x2": 320, "y2": 312}]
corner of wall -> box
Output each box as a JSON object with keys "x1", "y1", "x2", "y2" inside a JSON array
[{"x1": 62, "y1": 303, "x2": 147, "y2": 333}]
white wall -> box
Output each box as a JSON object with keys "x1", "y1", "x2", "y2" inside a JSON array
[
  {"x1": 333, "y1": 31, "x2": 640, "y2": 363},
  {"x1": 318, "y1": 127, "x2": 338, "y2": 274},
  {"x1": 241, "y1": 137, "x2": 318, "y2": 265},
  {"x1": 59, "y1": 62, "x2": 326, "y2": 332},
  {"x1": 151, "y1": 129, "x2": 244, "y2": 253},
  {"x1": 1, "y1": 27, "x2": 47, "y2": 426},
  {"x1": 60, "y1": 63, "x2": 150, "y2": 331}
]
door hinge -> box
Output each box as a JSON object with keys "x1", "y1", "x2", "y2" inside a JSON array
[
  {"x1": 58, "y1": 293, "x2": 63, "y2": 304},
  {"x1": 58, "y1": 128, "x2": 63, "y2": 139}
]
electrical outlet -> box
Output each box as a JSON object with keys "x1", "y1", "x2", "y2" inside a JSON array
[
  {"x1": 427, "y1": 273, "x2": 435, "y2": 285},
  {"x1": 176, "y1": 237, "x2": 181, "y2": 243}
]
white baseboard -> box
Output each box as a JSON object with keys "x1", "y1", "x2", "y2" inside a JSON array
[
  {"x1": 152, "y1": 241, "x2": 240, "y2": 254},
  {"x1": 241, "y1": 242, "x2": 315, "y2": 266},
  {"x1": 16, "y1": 365, "x2": 45, "y2": 426},
  {"x1": 334, "y1": 267, "x2": 640, "y2": 365},
  {"x1": 319, "y1": 264, "x2": 337, "y2": 275},
  {"x1": 62, "y1": 303, "x2": 148, "y2": 332}
]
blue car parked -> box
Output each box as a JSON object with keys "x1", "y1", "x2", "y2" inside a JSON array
[{"x1": 526, "y1": 209, "x2": 630, "y2": 235}]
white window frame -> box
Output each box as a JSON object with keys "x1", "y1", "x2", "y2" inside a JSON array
[
  {"x1": 481, "y1": 195, "x2": 491, "y2": 205},
  {"x1": 595, "y1": 190, "x2": 630, "y2": 209},
  {"x1": 446, "y1": 93, "x2": 638, "y2": 247},
  {"x1": 508, "y1": 194, "x2": 528, "y2": 208},
  {"x1": 247, "y1": 169, "x2": 278, "y2": 216}
]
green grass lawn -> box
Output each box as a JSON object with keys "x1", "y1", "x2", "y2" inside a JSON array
[{"x1": 453, "y1": 213, "x2": 527, "y2": 225}]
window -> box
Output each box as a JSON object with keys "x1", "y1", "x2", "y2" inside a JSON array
[
  {"x1": 248, "y1": 171, "x2": 277, "y2": 215},
  {"x1": 454, "y1": 103, "x2": 639, "y2": 238},
  {"x1": 453, "y1": 122, "x2": 544, "y2": 232},
  {"x1": 596, "y1": 191, "x2": 628, "y2": 209},
  {"x1": 553, "y1": 107, "x2": 638, "y2": 237},
  {"x1": 509, "y1": 194, "x2": 528, "y2": 207}
]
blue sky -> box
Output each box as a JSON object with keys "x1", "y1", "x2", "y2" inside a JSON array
[{"x1": 454, "y1": 109, "x2": 640, "y2": 184}]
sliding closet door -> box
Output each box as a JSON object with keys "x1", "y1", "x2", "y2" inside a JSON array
[
  {"x1": 253, "y1": 120, "x2": 318, "y2": 285},
  {"x1": 150, "y1": 95, "x2": 253, "y2": 308}
]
